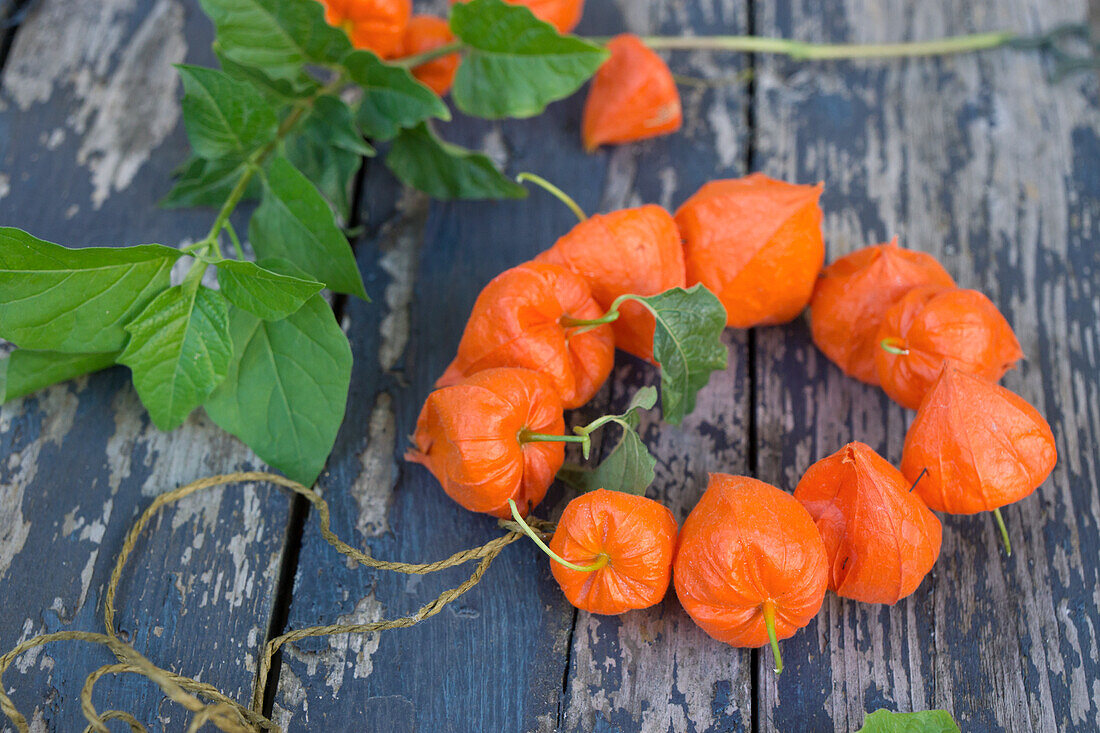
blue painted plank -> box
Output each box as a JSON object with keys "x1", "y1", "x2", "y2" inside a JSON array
[
  {"x1": 0, "y1": 1, "x2": 292, "y2": 730},
  {"x1": 755, "y1": 1, "x2": 1100, "y2": 731},
  {"x1": 274, "y1": 1, "x2": 757, "y2": 730}
]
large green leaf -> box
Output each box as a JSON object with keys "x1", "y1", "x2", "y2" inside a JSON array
[
  {"x1": 119, "y1": 285, "x2": 234, "y2": 431},
  {"x1": 198, "y1": 0, "x2": 351, "y2": 81},
  {"x1": 0, "y1": 228, "x2": 179, "y2": 353},
  {"x1": 248, "y1": 156, "x2": 367, "y2": 299},
  {"x1": 215, "y1": 42, "x2": 320, "y2": 104},
  {"x1": 343, "y1": 50, "x2": 451, "y2": 141},
  {"x1": 449, "y1": 0, "x2": 608, "y2": 119},
  {"x1": 283, "y1": 95, "x2": 373, "y2": 218},
  {"x1": 624, "y1": 285, "x2": 728, "y2": 425},
  {"x1": 161, "y1": 157, "x2": 257, "y2": 209},
  {"x1": 204, "y1": 298, "x2": 352, "y2": 485},
  {"x1": 177, "y1": 65, "x2": 279, "y2": 161},
  {"x1": 216, "y1": 259, "x2": 323, "y2": 321},
  {"x1": 857, "y1": 710, "x2": 961, "y2": 733},
  {"x1": 0, "y1": 350, "x2": 118, "y2": 403},
  {"x1": 385, "y1": 123, "x2": 526, "y2": 200}
]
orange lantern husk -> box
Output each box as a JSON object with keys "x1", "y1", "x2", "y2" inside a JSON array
[
  {"x1": 450, "y1": 0, "x2": 584, "y2": 34},
  {"x1": 582, "y1": 34, "x2": 682, "y2": 151},
  {"x1": 794, "y1": 442, "x2": 942, "y2": 604},
  {"x1": 674, "y1": 474, "x2": 828, "y2": 657},
  {"x1": 675, "y1": 174, "x2": 825, "y2": 328},
  {"x1": 901, "y1": 365, "x2": 1057, "y2": 515},
  {"x1": 810, "y1": 239, "x2": 955, "y2": 385},
  {"x1": 437, "y1": 262, "x2": 614, "y2": 410},
  {"x1": 535, "y1": 204, "x2": 686, "y2": 363},
  {"x1": 319, "y1": 0, "x2": 411, "y2": 58},
  {"x1": 549, "y1": 489, "x2": 679, "y2": 614},
  {"x1": 406, "y1": 367, "x2": 566, "y2": 518},
  {"x1": 875, "y1": 286, "x2": 1023, "y2": 410},
  {"x1": 398, "y1": 15, "x2": 459, "y2": 95}
]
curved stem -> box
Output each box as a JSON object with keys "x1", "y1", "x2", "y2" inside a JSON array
[
  {"x1": 762, "y1": 600, "x2": 783, "y2": 674},
  {"x1": 224, "y1": 219, "x2": 245, "y2": 260},
  {"x1": 993, "y1": 508, "x2": 1012, "y2": 556},
  {"x1": 560, "y1": 310, "x2": 620, "y2": 329},
  {"x1": 623, "y1": 31, "x2": 1017, "y2": 60},
  {"x1": 393, "y1": 40, "x2": 465, "y2": 69},
  {"x1": 880, "y1": 337, "x2": 910, "y2": 356},
  {"x1": 516, "y1": 172, "x2": 588, "y2": 222},
  {"x1": 508, "y1": 500, "x2": 609, "y2": 573}
]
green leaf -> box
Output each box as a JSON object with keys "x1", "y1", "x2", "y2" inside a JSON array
[
  {"x1": 343, "y1": 50, "x2": 451, "y2": 141},
  {"x1": 305, "y1": 95, "x2": 375, "y2": 156},
  {"x1": 385, "y1": 123, "x2": 527, "y2": 200},
  {"x1": 0, "y1": 350, "x2": 118, "y2": 403},
  {"x1": 119, "y1": 285, "x2": 234, "y2": 431},
  {"x1": 857, "y1": 710, "x2": 961, "y2": 733},
  {"x1": 198, "y1": 0, "x2": 350, "y2": 81},
  {"x1": 627, "y1": 285, "x2": 728, "y2": 425},
  {"x1": 161, "y1": 157, "x2": 258, "y2": 209},
  {"x1": 284, "y1": 95, "x2": 373, "y2": 218},
  {"x1": 449, "y1": 0, "x2": 608, "y2": 119},
  {"x1": 216, "y1": 259, "x2": 323, "y2": 321},
  {"x1": 248, "y1": 156, "x2": 368, "y2": 299},
  {"x1": 204, "y1": 298, "x2": 352, "y2": 485},
  {"x1": 215, "y1": 42, "x2": 320, "y2": 104},
  {"x1": 0, "y1": 228, "x2": 180, "y2": 353},
  {"x1": 557, "y1": 387, "x2": 659, "y2": 495},
  {"x1": 177, "y1": 65, "x2": 279, "y2": 162}
]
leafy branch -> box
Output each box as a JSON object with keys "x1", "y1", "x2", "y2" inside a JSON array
[{"x1": 0, "y1": 0, "x2": 605, "y2": 484}]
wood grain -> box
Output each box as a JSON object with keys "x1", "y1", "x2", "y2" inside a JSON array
[
  {"x1": 754, "y1": 1, "x2": 1100, "y2": 731},
  {"x1": 0, "y1": 1, "x2": 294, "y2": 730}
]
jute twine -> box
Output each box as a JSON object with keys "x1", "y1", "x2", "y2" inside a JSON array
[{"x1": 0, "y1": 472, "x2": 553, "y2": 732}]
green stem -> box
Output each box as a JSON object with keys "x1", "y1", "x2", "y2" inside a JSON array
[
  {"x1": 225, "y1": 219, "x2": 245, "y2": 260},
  {"x1": 181, "y1": 74, "x2": 346, "y2": 281},
  {"x1": 560, "y1": 311, "x2": 620, "y2": 329},
  {"x1": 516, "y1": 172, "x2": 588, "y2": 222},
  {"x1": 762, "y1": 600, "x2": 783, "y2": 674},
  {"x1": 519, "y1": 429, "x2": 590, "y2": 447},
  {"x1": 993, "y1": 508, "x2": 1012, "y2": 556},
  {"x1": 393, "y1": 40, "x2": 465, "y2": 69},
  {"x1": 880, "y1": 337, "x2": 910, "y2": 356},
  {"x1": 625, "y1": 31, "x2": 1017, "y2": 60},
  {"x1": 508, "y1": 500, "x2": 610, "y2": 573}
]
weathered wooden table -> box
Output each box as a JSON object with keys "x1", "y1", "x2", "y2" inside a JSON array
[{"x1": 2, "y1": 0, "x2": 1098, "y2": 731}]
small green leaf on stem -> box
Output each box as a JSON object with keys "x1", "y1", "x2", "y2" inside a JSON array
[
  {"x1": 557, "y1": 386, "x2": 659, "y2": 495},
  {"x1": 385, "y1": 123, "x2": 527, "y2": 200},
  {"x1": 449, "y1": 0, "x2": 609, "y2": 119},
  {"x1": 215, "y1": 259, "x2": 323, "y2": 321},
  {"x1": 620, "y1": 285, "x2": 728, "y2": 425},
  {"x1": 120, "y1": 285, "x2": 234, "y2": 431},
  {"x1": 0, "y1": 350, "x2": 119, "y2": 403},
  {"x1": 161, "y1": 157, "x2": 259, "y2": 209},
  {"x1": 0, "y1": 228, "x2": 180, "y2": 353},
  {"x1": 203, "y1": 297, "x2": 352, "y2": 485},
  {"x1": 343, "y1": 50, "x2": 451, "y2": 141},
  {"x1": 177, "y1": 65, "x2": 279, "y2": 162},
  {"x1": 284, "y1": 95, "x2": 373, "y2": 219},
  {"x1": 249, "y1": 156, "x2": 368, "y2": 299},
  {"x1": 856, "y1": 708, "x2": 962, "y2": 733}
]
